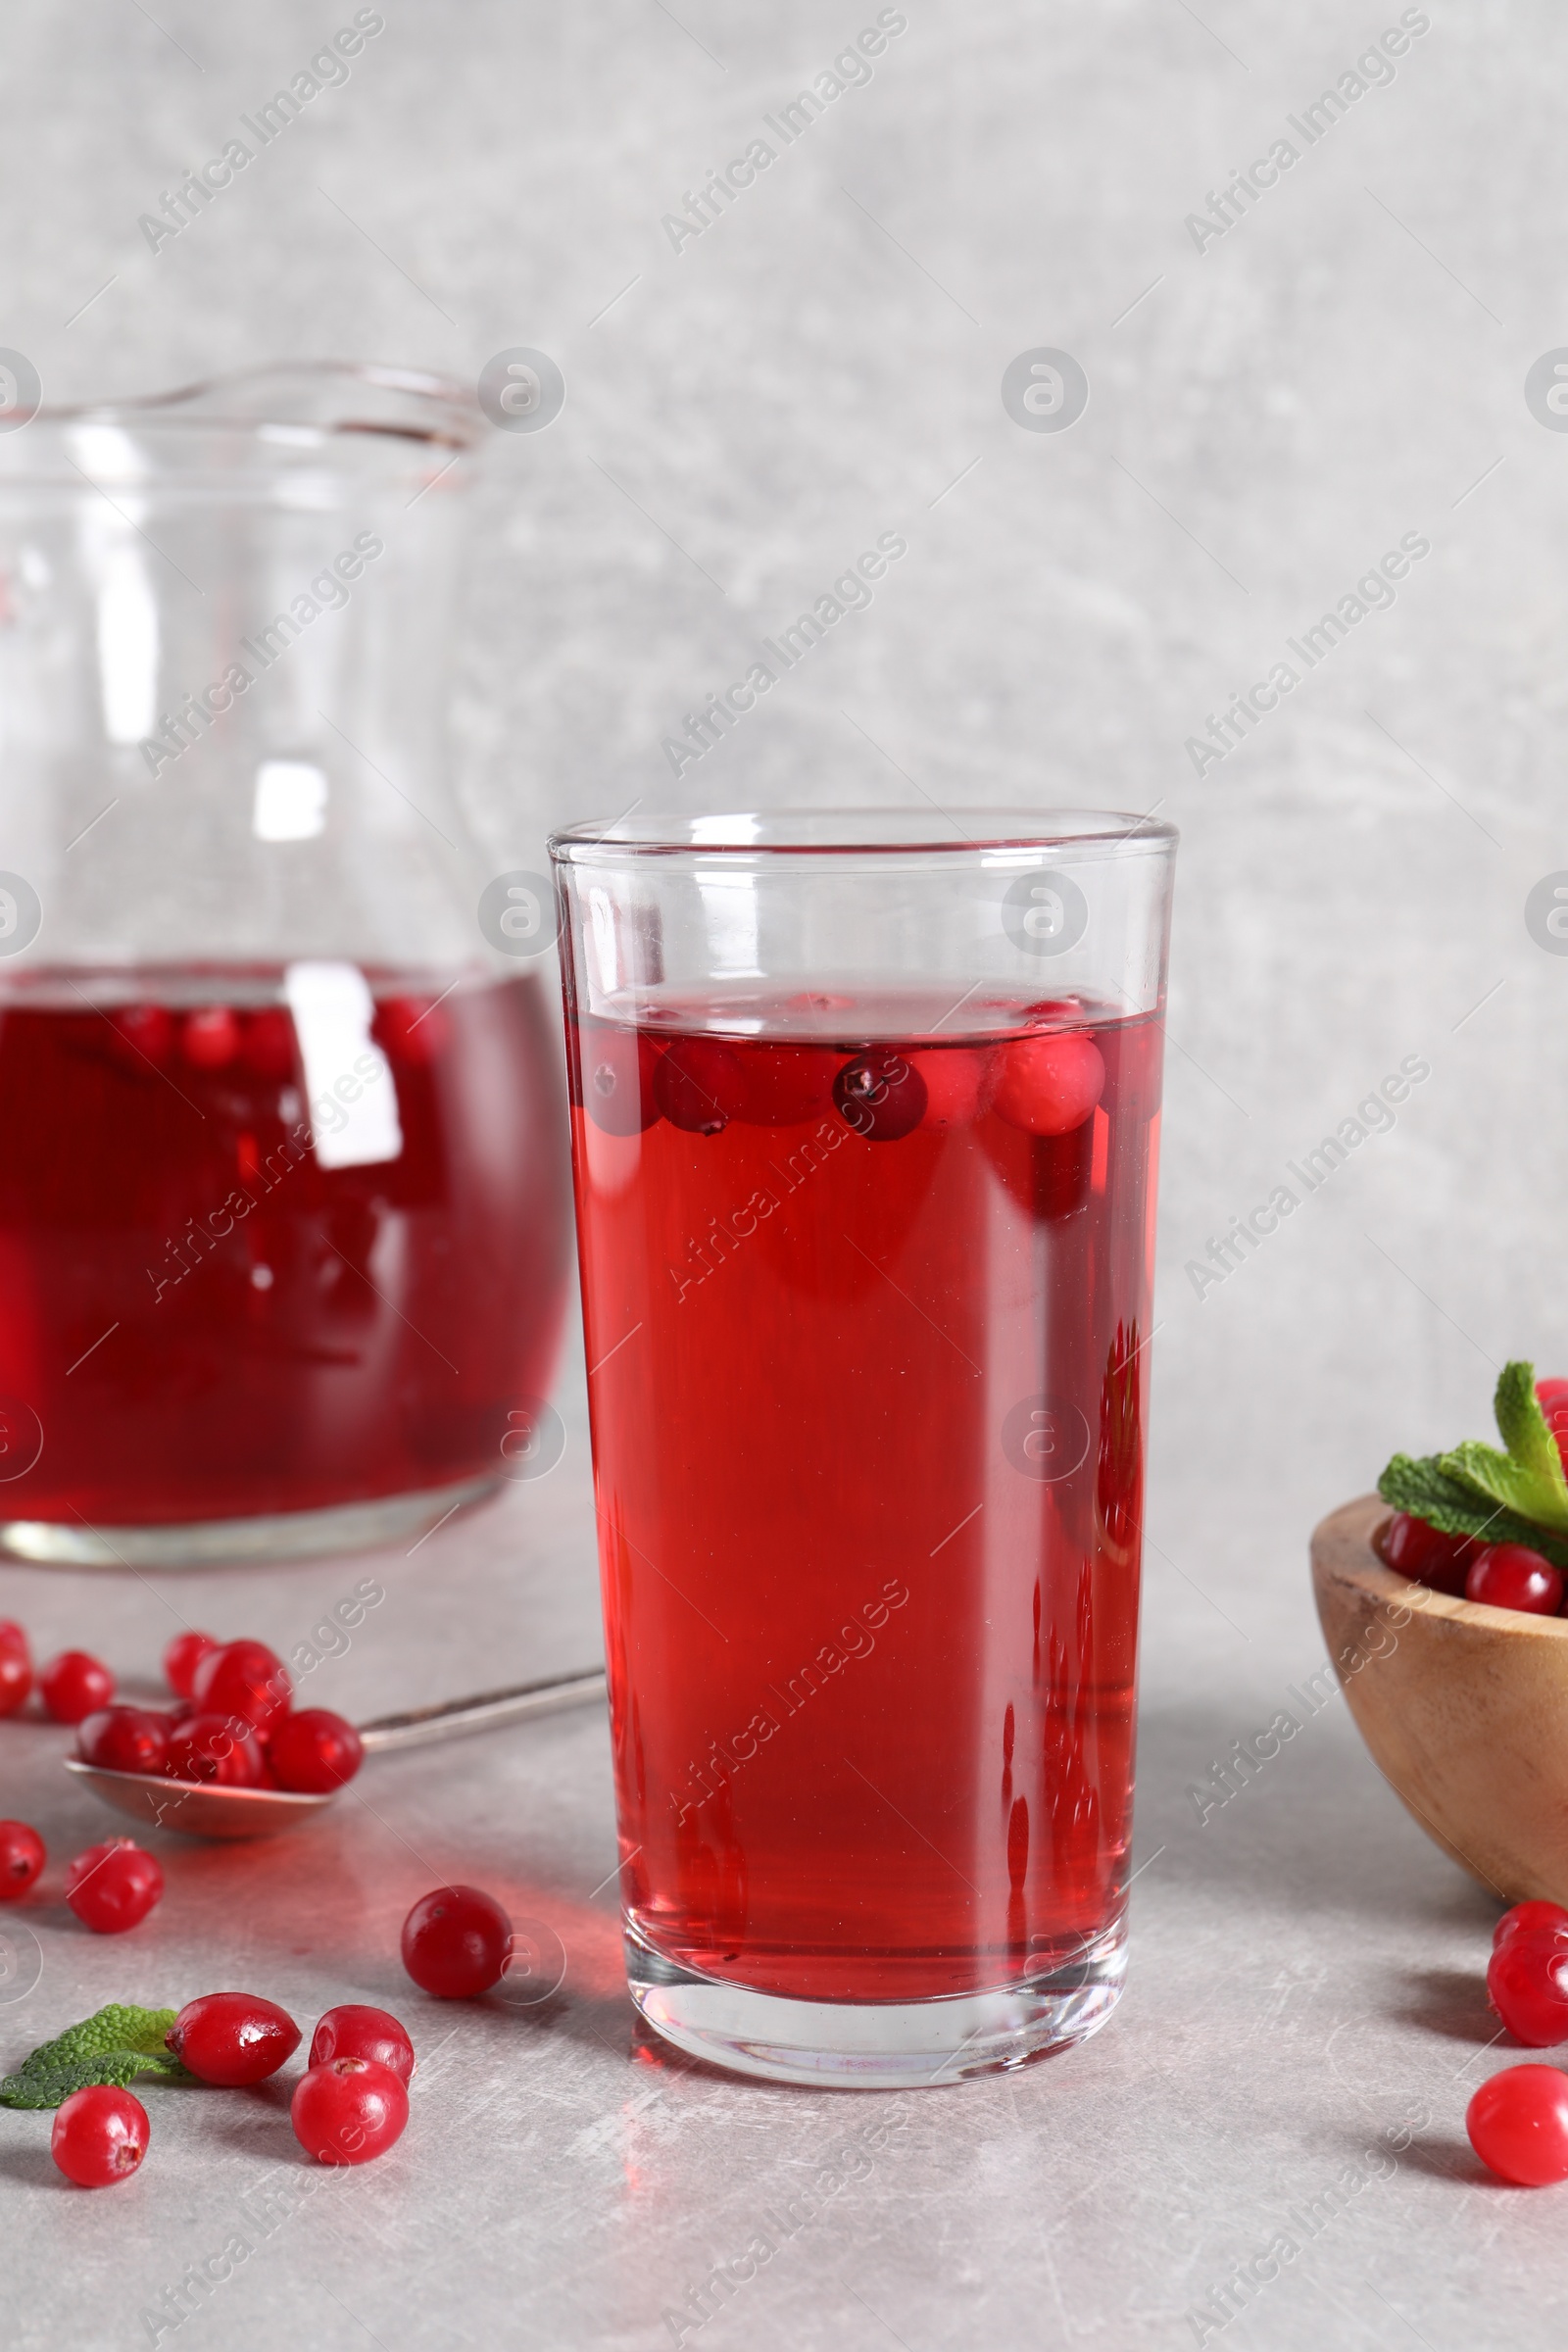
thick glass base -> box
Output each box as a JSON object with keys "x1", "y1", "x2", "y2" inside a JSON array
[
  {"x1": 0, "y1": 1475, "x2": 501, "y2": 1570},
  {"x1": 624, "y1": 1916, "x2": 1126, "y2": 2088}
]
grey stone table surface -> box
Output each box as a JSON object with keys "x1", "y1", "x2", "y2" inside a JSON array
[{"x1": 0, "y1": 1407, "x2": 1559, "y2": 2352}]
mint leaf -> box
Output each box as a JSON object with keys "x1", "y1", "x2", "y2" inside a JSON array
[
  {"x1": 0, "y1": 2005, "x2": 189, "y2": 2110},
  {"x1": 1493, "y1": 1361, "x2": 1568, "y2": 1498},
  {"x1": 1376, "y1": 1453, "x2": 1568, "y2": 1568},
  {"x1": 1440, "y1": 1438, "x2": 1568, "y2": 1534}
]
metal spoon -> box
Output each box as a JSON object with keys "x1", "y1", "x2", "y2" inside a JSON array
[{"x1": 62, "y1": 1668, "x2": 608, "y2": 1840}]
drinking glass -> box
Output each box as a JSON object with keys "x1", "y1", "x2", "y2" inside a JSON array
[
  {"x1": 0, "y1": 365, "x2": 570, "y2": 1566},
  {"x1": 551, "y1": 809, "x2": 1176, "y2": 2086}
]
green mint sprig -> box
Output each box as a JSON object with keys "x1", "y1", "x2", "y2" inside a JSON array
[
  {"x1": 0, "y1": 2005, "x2": 189, "y2": 2110},
  {"x1": 1377, "y1": 1361, "x2": 1568, "y2": 1570}
]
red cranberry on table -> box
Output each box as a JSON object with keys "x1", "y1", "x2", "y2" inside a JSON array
[
  {"x1": 39, "y1": 1650, "x2": 115, "y2": 1724},
  {"x1": 190, "y1": 1639, "x2": 292, "y2": 1734},
  {"x1": 77, "y1": 1706, "x2": 172, "y2": 1777},
  {"x1": 64, "y1": 1839, "x2": 164, "y2": 1934},
  {"x1": 1467, "y1": 2064, "x2": 1568, "y2": 2184},
  {"x1": 1495, "y1": 1901, "x2": 1568, "y2": 1949},
  {"x1": 309, "y1": 2004, "x2": 416, "y2": 2085},
  {"x1": 402, "y1": 1885, "x2": 512, "y2": 1997},
  {"x1": 1465, "y1": 1544, "x2": 1563, "y2": 1617},
  {"x1": 0, "y1": 1820, "x2": 44, "y2": 1897},
  {"x1": 1374, "y1": 1511, "x2": 1479, "y2": 1597},
  {"x1": 162, "y1": 1630, "x2": 218, "y2": 1700},
  {"x1": 1488, "y1": 1929, "x2": 1568, "y2": 2046},
  {"x1": 268, "y1": 1709, "x2": 364, "y2": 1793},
  {"x1": 166, "y1": 1993, "x2": 301, "y2": 2085},
  {"x1": 51, "y1": 2085, "x2": 149, "y2": 2188},
  {"x1": 165, "y1": 1712, "x2": 265, "y2": 1788},
  {"x1": 0, "y1": 1620, "x2": 32, "y2": 1717},
  {"x1": 291, "y1": 2057, "x2": 409, "y2": 2166}
]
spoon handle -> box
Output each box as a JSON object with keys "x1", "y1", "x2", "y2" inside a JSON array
[{"x1": 357, "y1": 1669, "x2": 607, "y2": 1753}]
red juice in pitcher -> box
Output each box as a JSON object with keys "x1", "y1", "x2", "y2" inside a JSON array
[
  {"x1": 0, "y1": 965, "x2": 569, "y2": 1531},
  {"x1": 568, "y1": 988, "x2": 1160, "y2": 2006}
]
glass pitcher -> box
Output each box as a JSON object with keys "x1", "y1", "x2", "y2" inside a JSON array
[{"x1": 0, "y1": 364, "x2": 569, "y2": 1566}]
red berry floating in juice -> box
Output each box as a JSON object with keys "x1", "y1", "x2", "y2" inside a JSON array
[
  {"x1": 832, "y1": 1051, "x2": 928, "y2": 1142},
  {"x1": 654, "y1": 1040, "x2": 747, "y2": 1136},
  {"x1": 991, "y1": 1031, "x2": 1105, "y2": 1136}
]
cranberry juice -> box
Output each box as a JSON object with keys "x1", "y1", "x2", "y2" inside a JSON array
[
  {"x1": 568, "y1": 989, "x2": 1161, "y2": 2003},
  {"x1": 0, "y1": 968, "x2": 568, "y2": 1525}
]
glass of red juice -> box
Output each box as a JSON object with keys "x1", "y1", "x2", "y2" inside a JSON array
[{"x1": 552, "y1": 810, "x2": 1177, "y2": 2086}]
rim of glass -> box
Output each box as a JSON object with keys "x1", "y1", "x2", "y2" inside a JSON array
[
  {"x1": 20, "y1": 362, "x2": 482, "y2": 454},
  {"x1": 550, "y1": 808, "x2": 1178, "y2": 863}
]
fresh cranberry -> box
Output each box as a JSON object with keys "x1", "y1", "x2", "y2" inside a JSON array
[
  {"x1": 1467, "y1": 2064, "x2": 1568, "y2": 2184},
  {"x1": 1496, "y1": 1902, "x2": 1568, "y2": 1949},
  {"x1": 51, "y1": 2085, "x2": 149, "y2": 2187},
  {"x1": 0, "y1": 1620, "x2": 31, "y2": 1717},
  {"x1": 653, "y1": 1040, "x2": 747, "y2": 1136},
  {"x1": 402, "y1": 1885, "x2": 511, "y2": 1997},
  {"x1": 77, "y1": 1706, "x2": 172, "y2": 1777},
  {"x1": 268, "y1": 1709, "x2": 364, "y2": 1793},
  {"x1": 832, "y1": 1051, "x2": 929, "y2": 1143},
  {"x1": 580, "y1": 1026, "x2": 662, "y2": 1135},
  {"x1": 0, "y1": 1820, "x2": 44, "y2": 1897},
  {"x1": 164, "y1": 1712, "x2": 264, "y2": 1787},
  {"x1": 309, "y1": 2004, "x2": 416, "y2": 2085},
  {"x1": 1489, "y1": 1928, "x2": 1568, "y2": 2045},
  {"x1": 1538, "y1": 1378, "x2": 1568, "y2": 1471},
  {"x1": 191, "y1": 1639, "x2": 291, "y2": 1733},
  {"x1": 180, "y1": 1005, "x2": 240, "y2": 1068},
  {"x1": 735, "y1": 1043, "x2": 840, "y2": 1126},
  {"x1": 240, "y1": 1006, "x2": 297, "y2": 1078},
  {"x1": 1374, "y1": 1511, "x2": 1480, "y2": 1596},
  {"x1": 991, "y1": 1032, "x2": 1105, "y2": 1136},
  {"x1": 1466, "y1": 1544, "x2": 1563, "y2": 1616},
  {"x1": 291, "y1": 2057, "x2": 409, "y2": 2166},
  {"x1": 167, "y1": 1992, "x2": 301, "y2": 2085},
  {"x1": 110, "y1": 1004, "x2": 173, "y2": 1065},
  {"x1": 65, "y1": 1839, "x2": 163, "y2": 1934},
  {"x1": 162, "y1": 1630, "x2": 218, "y2": 1700},
  {"x1": 39, "y1": 1650, "x2": 115, "y2": 1724}
]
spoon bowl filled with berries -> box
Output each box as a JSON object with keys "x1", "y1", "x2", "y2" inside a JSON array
[{"x1": 1311, "y1": 1362, "x2": 1568, "y2": 1907}]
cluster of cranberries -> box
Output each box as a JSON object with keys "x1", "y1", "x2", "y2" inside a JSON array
[
  {"x1": 51, "y1": 1999, "x2": 415, "y2": 2188},
  {"x1": 579, "y1": 1005, "x2": 1107, "y2": 1146},
  {"x1": 0, "y1": 1617, "x2": 362, "y2": 1796},
  {"x1": 1376, "y1": 1377, "x2": 1568, "y2": 1616},
  {"x1": 41, "y1": 1883, "x2": 519, "y2": 2186},
  {"x1": 1469, "y1": 1901, "x2": 1568, "y2": 2184},
  {"x1": 105, "y1": 993, "x2": 446, "y2": 1079},
  {"x1": 0, "y1": 1819, "x2": 164, "y2": 1933}
]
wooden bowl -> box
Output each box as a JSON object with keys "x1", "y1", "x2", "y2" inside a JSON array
[{"x1": 1310, "y1": 1494, "x2": 1568, "y2": 1905}]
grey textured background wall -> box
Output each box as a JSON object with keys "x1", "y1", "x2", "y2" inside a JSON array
[{"x1": 6, "y1": 0, "x2": 1563, "y2": 1618}]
